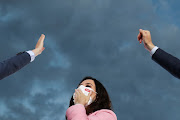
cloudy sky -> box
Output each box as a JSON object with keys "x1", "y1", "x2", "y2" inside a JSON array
[{"x1": 0, "y1": 0, "x2": 180, "y2": 120}]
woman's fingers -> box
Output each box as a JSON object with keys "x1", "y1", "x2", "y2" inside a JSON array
[
  {"x1": 74, "y1": 89, "x2": 80, "y2": 104},
  {"x1": 75, "y1": 89, "x2": 79, "y2": 95},
  {"x1": 75, "y1": 89, "x2": 80, "y2": 99},
  {"x1": 74, "y1": 89, "x2": 94, "y2": 105}
]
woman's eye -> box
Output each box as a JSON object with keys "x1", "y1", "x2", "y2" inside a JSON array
[{"x1": 86, "y1": 85, "x2": 91, "y2": 88}]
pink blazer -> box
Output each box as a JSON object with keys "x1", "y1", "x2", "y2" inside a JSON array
[{"x1": 66, "y1": 104, "x2": 117, "y2": 120}]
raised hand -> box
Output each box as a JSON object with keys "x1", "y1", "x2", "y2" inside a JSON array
[
  {"x1": 32, "y1": 34, "x2": 45, "y2": 56},
  {"x1": 137, "y1": 29, "x2": 155, "y2": 52}
]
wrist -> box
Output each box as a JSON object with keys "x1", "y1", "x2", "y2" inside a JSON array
[
  {"x1": 75, "y1": 102, "x2": 84, "y2": 106},
  {"x1": 75, "y1": 101, "x2": 85, "y2": 106},
  {"x1": 75, "y1": 103, "x2": 83, "y2": 105},
  {"x1": 32, "y1": 48, "x2": 41, "y2": 56},
  {"x1": 147, "y1": 43, "x2": 155, "y2": 52}
]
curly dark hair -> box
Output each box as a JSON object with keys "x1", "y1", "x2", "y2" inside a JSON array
[{"x1": 67, "y1": 76, "x2": 113, "y2": 117}]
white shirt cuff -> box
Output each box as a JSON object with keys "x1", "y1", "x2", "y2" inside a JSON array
[
  {"x1": 26, "y1": 51, "x2": 35, "y2": 62},
  {"x1": 150, "y1": 46, "x2": 159, "y2": 56}
]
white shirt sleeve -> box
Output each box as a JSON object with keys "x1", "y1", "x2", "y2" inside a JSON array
[
  {"x1": 26, "y1": 51, "x2": 35, "y2": 62},
  {"x1": 150, "y1": 46, "x2": 159, "y2": 56}
]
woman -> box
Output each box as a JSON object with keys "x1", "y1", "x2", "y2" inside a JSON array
[{"x1": 66, "y1": 76, "x2": 117, "y2": 120}]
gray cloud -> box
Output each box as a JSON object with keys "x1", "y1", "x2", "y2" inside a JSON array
[{"x1": 1, "y1": 0, "x2": 180, "y2": 120}]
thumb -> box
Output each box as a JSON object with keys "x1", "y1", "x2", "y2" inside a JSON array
[
  {"x1": 39, "y1": 47, "x2": 45, "y2": 54},
  {"x1": 42, "y1": 47, "x2": 45, "y2": 51}
]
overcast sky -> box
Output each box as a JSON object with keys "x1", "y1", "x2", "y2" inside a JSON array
[{"x1": 0, "y1": 0, "x2": 180, "y2": 120}]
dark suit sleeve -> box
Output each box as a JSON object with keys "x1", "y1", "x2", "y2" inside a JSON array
[
  {"x1": 152, "y1": 48, "x2": 180, "y2": 79},
  {"x1": 0, "y1": 52, "x2": 31, "y2": 80}
]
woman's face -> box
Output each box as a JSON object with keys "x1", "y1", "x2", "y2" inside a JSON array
[{"x1": 79, "y1": 79, "x2": 97, "y2": 101}]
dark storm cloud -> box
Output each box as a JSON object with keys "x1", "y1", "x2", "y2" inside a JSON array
[{"x1": 1, "y1": 0, "x2": 180, "y2": 120}]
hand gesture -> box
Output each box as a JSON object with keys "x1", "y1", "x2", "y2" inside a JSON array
[
  {"x1": 32, "y1": 34, "x2": 45, "y2": 56},
  {"x1": 137, "y1": 29, "x2": 155, "y2": 52},
  {"x1": 74, "y1": 89, "x2": 92, "y2": 106}
]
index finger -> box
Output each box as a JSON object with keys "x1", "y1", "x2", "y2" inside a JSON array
[
  {"x1": 77, "y1": 89, "x2": 84, "y2": 95},
  {"x1": 137, "y1": 33, "x2": 142, "y2": 41},
  {"x1": 75, "y1": 89, "x2": 80, "y2": 98}
]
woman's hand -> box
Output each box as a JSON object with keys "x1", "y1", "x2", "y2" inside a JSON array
[
  {"x1": 32, "y1": 34, "x2": 45, "y2": 56},
  {"x1": 74, "y1": 89, "x2": 92, "y2": 106}
]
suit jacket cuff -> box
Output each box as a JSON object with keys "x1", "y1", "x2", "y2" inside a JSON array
[
  {"x1": 150, "y1": 46, "x2": 159, "y2": 56},
  {"x1": 26, "y1": 51, "x2": 35, "y2": 62}
]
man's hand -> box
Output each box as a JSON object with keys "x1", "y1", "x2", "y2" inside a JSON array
[
  {"x1": 137, "y1": 29, "x2": 155, "y2": 52},
  {"x1": 32, "y1": 34, "x2": 45, "y2": 56}
]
